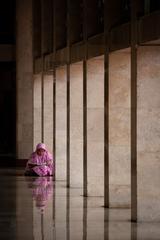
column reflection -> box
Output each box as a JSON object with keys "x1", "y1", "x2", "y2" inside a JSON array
[
  {"x1": 24, "y1": 177, "x2": 142, "y2": 240},
  {"x1": 83, "y1": 197, "x2": 87, "y2": 240},
  {"x1": 131, "y1": 222, "x2": 137, "y2": 240},
  {"x1": 66, "y1": 188, "x2": 70, "y2": 240},
  {"x1": 104, "y1": 208, "x2": 109, "y2": 240}
]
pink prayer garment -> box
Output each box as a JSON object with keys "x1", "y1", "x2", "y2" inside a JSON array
[{"x1": 25, "y1": 143, "x2": 54, "y2": 176}]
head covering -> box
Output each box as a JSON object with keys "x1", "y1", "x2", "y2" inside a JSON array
[{"x1": 36, "y1": 143, "x2": 46, "y2": 151}]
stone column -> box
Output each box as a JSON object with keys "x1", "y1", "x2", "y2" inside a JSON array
[
  {"x1": 33, "y1": 74, "x2": 42, "y2": 149},
  {"x1": 109, "y1": 49, "x2": 131, "y2": 208},
  {"x1": 43, "y1": 73, "x2": 53, "y2": 153},
  {"x1": 16, "y1": 0, "x2": 33, "y2": 160},
  {"x1": 87, "y1": 56, "x2": 104, "y2": 196},
  {"x1": 56, "y1": 66, "x2": 67, "y2": 181},
  {"x1": 70, "y1": 62, "x2": 83, "y2": 188},
  {"x1": 137, "y1": 46, "x2": 160, "y2": 221}
]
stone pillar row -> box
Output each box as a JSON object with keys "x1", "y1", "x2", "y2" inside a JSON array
[
  {"x1": 33, "y1": 54, "x2": 129, "y2": 204},
  {"x1": 33, "y1": 46, "x2": 160, "y2": 223},
  {"x1": 17, "y1": 2, "x2": 160, "y2": 219}
]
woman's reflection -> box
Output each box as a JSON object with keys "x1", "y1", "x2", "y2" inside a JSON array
[
  {"x1": 25, "y1": 176, "x2": 54, "y2": 240},
  {"x1": 32, "y1": 177, "x2": 53, "y2": 212},
  {"x1": 26, "y1": 176, "x2": 53, "y2": 212}
]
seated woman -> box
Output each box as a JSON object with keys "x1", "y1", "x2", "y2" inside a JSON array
[{"x1": 25, "y1": 143, "x2": 54, "y2": 176}]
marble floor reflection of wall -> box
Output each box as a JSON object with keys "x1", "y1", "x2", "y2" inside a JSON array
[
  {"x1": 1, "y1": 173, "x2": 160, "y2": 240},
  {"x1": 54, "y1": 181, "x2": 67, "y2": 239}
]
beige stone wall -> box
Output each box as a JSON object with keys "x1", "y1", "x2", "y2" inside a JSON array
[
  {"x1": 33, "y1": 74, "x2": 42, "y2": 149},
  {"x1": 137, "y1": 46, "x2": 160, "y2": 221},
  {"x1": 16, "y1": 0, "x2": 33, "y2": 159},
  {"x1": 87, "y1": 56, "x2": 104, "y2": 196},
  {"x1": 44, "y1": 73, "x2": 53, "y2": 153},
  {"x1": 70, "y1": 62, "x2": 83, "y2": 188},
  {"x1": 56, "y1": 66, "x2": 67, "y2": 180},
  {"x1": 109, "y1": 49, "x2": 131, "y2": 208}
]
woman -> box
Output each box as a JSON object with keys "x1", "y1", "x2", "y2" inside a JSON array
[{"x1": 25, "y1": 143, "x2": 54, "y2": 176}]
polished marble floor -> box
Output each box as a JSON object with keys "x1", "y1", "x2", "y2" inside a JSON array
[{"x1": 0, "y1": 169, "x2": 160, "y2": 240}]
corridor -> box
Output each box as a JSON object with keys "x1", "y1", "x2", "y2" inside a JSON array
[
  {"x1": 1, "y1": 170, "x2": 160, "y2": 240},
  {"x1": 1, "y1": 1, "x2": 160, "y2": 239}
]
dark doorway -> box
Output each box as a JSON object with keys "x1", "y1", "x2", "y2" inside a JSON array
[{"x1": 0, "y1": 62, "x2": 16, "y2": 166}]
